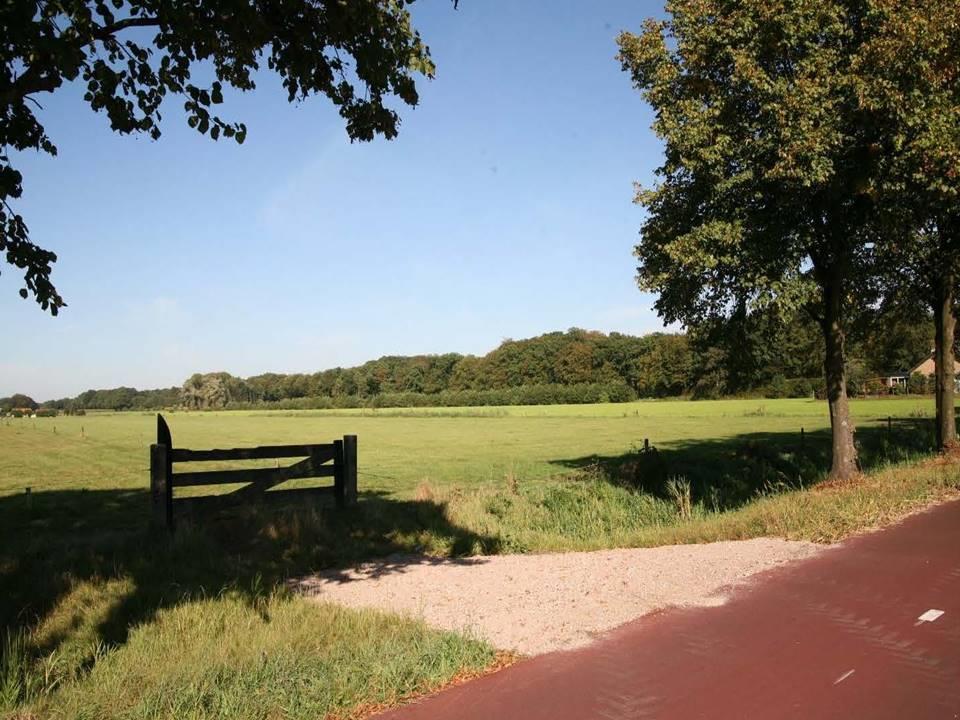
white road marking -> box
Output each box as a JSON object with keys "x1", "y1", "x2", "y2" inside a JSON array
[
  {"x1": 915, "y1": 609, "x2": 945, "y2": 626},
  {"x1": 833, "y1": 669, "x2": 855, "y2": 685}
]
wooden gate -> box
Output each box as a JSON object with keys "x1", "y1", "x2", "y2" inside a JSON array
[{"x1": 149, "y1": 414, "x2": 357, "y2": 529}]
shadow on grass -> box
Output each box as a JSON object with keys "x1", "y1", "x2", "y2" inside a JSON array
[
  {"x1": 551, "y1": 417, "x2": 939, "y2": 509},
  {"x1": 0, "y1": 487, "x2": 500, "y2": 664}
]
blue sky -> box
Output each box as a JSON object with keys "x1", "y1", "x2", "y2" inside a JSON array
[{"x1": 1, "y1": 1, "x2": 668, "y2": 400}]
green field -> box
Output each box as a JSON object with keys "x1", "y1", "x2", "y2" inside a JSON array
[
  {"x1": 0, "y1": 396, "x2": 946, "y2": 499},
  {"x1": 2, "y1": 397, "x2": 959, "y2": 719}
]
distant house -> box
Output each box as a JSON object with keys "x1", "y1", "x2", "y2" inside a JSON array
[
  {"x1": 910, "y1": 354, "x2": 938, "y2": 377},
  {"x1": 881, "y1": 353, "x2": 960, "y2": 391},
  {"x1": 880, "y1": 370, "x2": 911, "y2": 389}
]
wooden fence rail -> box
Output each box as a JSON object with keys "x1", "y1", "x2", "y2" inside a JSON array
[{"x1": 149, "y1": 414, "x2": 357, "y2": 529}]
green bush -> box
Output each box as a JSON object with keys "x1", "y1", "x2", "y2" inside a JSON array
[
  {"x1": 766, "y1": 374, "x2": 789, "y2": 398},
  {"x1": 907, "y1": 372, "x2": 929, "y2": 395},
  {"x1": 788, "y1": 378, "x2": 815, "y2": 398}
]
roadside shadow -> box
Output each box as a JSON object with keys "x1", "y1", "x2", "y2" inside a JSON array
[
  {"x1": 293, "y1": 553, "x2": 491, "y2": 591},
  {"x1": 0, "y1": 486, "x2": 499, "y2": 664},
  {"x1": 550, "y1": 418, "x2": 936, "y2": 509}
]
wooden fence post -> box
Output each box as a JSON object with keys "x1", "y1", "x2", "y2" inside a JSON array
[
  {"x1": 152, "y1": 413, "x2": 174, "y2": 529},
  {"x1": 342, "y1": 435, "x2": 358, "y2": 506},
  {"x1": 150, "y1": 442, "x2": 172, "y2": 529},
  {"x1": 333, "y1": 439, "x2": 345, "y2": 508}
]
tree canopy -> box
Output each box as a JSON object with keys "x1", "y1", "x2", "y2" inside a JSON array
[
  {"x1": 616, "y1": 0, "x2": 956, "y2": 477},
  {"x1": 852, "y1": 0, "x2": 960, "y2": 449},
  {"x1": 0, "y1": 393, "x2": 38, "y2": 411},
  {"x1": 2, "y1": 0, "x2": 441, "y2": 313}
]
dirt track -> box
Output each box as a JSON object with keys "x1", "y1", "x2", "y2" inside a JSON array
[{"x1": 295, "y1": 537, "x2": 822, "y2": 655}]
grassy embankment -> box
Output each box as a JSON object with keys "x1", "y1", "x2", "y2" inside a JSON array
[{"x1": 2, "y1": 397, "x2": 958, "y2": 718}]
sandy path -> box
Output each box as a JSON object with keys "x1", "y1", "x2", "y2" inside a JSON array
[{"x1": 294, "y1": 538, "x2": 824, "y2": 655}]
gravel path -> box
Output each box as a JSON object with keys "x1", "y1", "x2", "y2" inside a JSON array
[{"x1": 294, "y1": 539, "x2": 824, "y2": 655}]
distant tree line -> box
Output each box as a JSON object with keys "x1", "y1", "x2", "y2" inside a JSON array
[
  {"x1": 0, "y1": 394, "x2": 39, "y2": 412},
  {"x1": 177, "y1": 329, "x2": 687, "y2": 410},
  {"x1": 39, "y1": 387, "x2": 181, "y2": 413},
  {"x1": 7, "y1": 316, "x2": 940, "y2": 413}
]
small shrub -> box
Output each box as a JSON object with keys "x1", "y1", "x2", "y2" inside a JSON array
[
  {"x1": 907, "y1": 372, "x2": 928, "y2": 395},
  {"x1": 504, "y1": 469, "x2": 520, "y2": 496},
  {"x1": 788, "y1": 378, "x2": 815, "y2": 398},
  {"x1": 414, "y1": 480, "x2": 436, "y2": 502},
  {"x1": 766, "y1": 375, "x2": 789, "y2": 399},
  {"x1": 666, "y1": 476, "x2": 692, "y2": 520}
]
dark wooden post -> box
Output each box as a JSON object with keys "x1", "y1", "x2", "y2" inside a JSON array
[
  {"x1": 333, "y1": 436, "x2": 358, "y2": 508},
  {"x1": 888, "y1": 415, "x2": 893, "y2": 440},
  {"x1": 150, "y1": 442, "x2": 172, "y2": 529},
  {"x1": 333, "y1": 438, "x2": 345, "y2": 508},
  {"x1": 157, "y1": 413, "x2": 172, "y2": 451},
  {"x1": 151, "y1": 413, "x2": 174, "y2": 529},
  {"x1": 342, "y1": 435, "x2": 358, "y2": 506},
  {"x1": 800, "y1": 427, "x2": 805, "y2": 450}
]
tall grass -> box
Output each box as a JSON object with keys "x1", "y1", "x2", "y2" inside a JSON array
[
  {"x1": 665, "y1": 477, "x2": 693, "y2": 520},
  {"x1": 33, "y1": 593, "x2": 494, "y2": 720},
  {"x1": 1, "y1": 630, "x2": 34, "y2": 711},
  {"x1": 422, "y1": 458, "x2": 960, "y2": 552}
]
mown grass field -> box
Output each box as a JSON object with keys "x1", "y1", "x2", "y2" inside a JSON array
[
  {"x1": 2, "y1": 397, "x2": 959, "y2": 719},
  {"x1": 0, "y1": 396, "x2": 946, "y2": 499}
]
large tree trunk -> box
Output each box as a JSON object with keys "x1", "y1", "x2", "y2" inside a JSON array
[
  {"x1": 933, "y1": 269, "x2": 957, "y2": 451},
  {"x1": 820, "y1": 274, "x2": 859, "y2": 480}
]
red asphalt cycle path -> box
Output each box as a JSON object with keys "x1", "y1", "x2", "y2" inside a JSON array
[{"x1": 378, "y1": 499, "x2": 960, "y2": 719}]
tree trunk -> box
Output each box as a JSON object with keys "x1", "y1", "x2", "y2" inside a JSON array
[
  {"x1": 933, "y1": 269, "x2": 957, "y2": 451},
  {"x1": 820, "y1": 275, "x2": 859, "y2": 480}
]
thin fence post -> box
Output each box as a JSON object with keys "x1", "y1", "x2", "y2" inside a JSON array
[
  {"x1": 888, "y1": 415, "x2": 893, "y2": 440},
  {"x1": 800, "y1": 427, "x2": 805, "y2": 450},
  {"x1": 643, "y1": 438, "x2": 650, "y2": 452},
  {"x1": 150, "y1": 442, "x2": 172, "y2": 529},
  {"x1": 342, "y1": 435, "x2": 358, "y2": 506},
  {"x1": 333, "y1": 439, "x2": 345, "y2": 508}
]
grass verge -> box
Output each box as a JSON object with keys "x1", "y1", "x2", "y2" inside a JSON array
[
  {"x1": 433, "y1": 454, "x2": 960, "y2": 553},
  {"x1": 4, "y1": 457, "x2": 958, "y2": 719},
  {"x1": 4, "y1": 590, "x2": 495, "y2": 719}
]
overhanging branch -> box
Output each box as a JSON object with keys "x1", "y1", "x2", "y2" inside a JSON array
[{"x1": 91, "y1": 16, "x2": 161, "y2": 41}]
